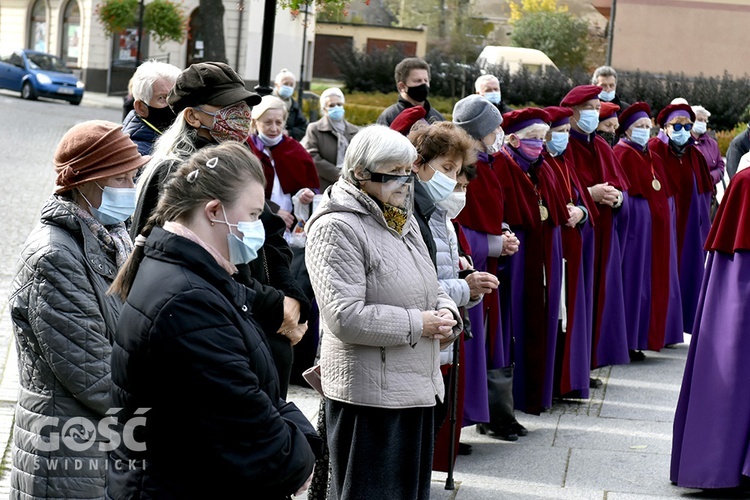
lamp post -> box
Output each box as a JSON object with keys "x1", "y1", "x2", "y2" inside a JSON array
[
  {"x1": 255, "y1": 0, "x2": 277, "y2": 96},
  {"x1": 297, "y1": 0, "x2": 310, "y2": 106},
  {"x1": 135, "y1": 0, "x2": 145, "y2": 66},
  {"x1": 605, "y1": 0, "x2": 617, "y2": 66}
]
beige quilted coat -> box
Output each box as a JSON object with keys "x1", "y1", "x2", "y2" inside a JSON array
[{"x1": 305, "y1": 179, "x2": 461, "y2": 409}]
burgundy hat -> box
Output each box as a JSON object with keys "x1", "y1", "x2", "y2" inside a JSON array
[
  {"x1": 618, "y1": 102, "x2": 652, "y2": 135},
  {"x1": 502, "y1": 108, "x2": 550, "y2": 135},
  {"x1": 656, "y1": 103, "x2": 695, "y2": 127},
  {"x1": 544, "y1": 106, "x2": 574, "y2": 128},
  {"x1": 54, "y1": 120, "x2": 150, "y2": 193},
  {"x1": 599, "y1": 102, "x2": 620, "y2": 121},
  {"x1": 390, "y1": 106, "x2": 428, "y2": 136},
  {"x1": 561, "y1": 85, "x2": 603, "y2": 107}
]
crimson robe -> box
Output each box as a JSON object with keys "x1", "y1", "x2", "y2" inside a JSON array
[{"x1": 248, "y1": 135, "x2": 320, "y2": 199}]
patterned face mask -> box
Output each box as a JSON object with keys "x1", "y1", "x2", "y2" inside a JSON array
[{"x1": 197, "y1": 102, "x2": 252, "y2": 143}]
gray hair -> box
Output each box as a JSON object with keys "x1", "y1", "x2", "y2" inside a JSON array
[
  {"x1": 692, "y1": 105, "x2": 711, "y2": 119},
  {"x1": 591, "y1": 65, "x2": 617, "y2": 84},
  {"x1": 320, "y1": 87, "x2": 345, "y2": 111},
  {"x1": 274, "y1": 68, "x2": 296, "y2": 85},
  {"x1": 130, "y1": 60, "x2": 181, "y2": 104},
  {"x1": 475, "y1": 74, "x2": 499, "y2": 93},
  {"x1": 506, "y1": 123, "x2": 550, "y2": 141},
  {"x1": 342, "y1": 125, "x2": 417, "y2": 185}
]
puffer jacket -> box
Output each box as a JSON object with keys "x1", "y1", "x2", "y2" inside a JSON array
[
  {"x1": 305, "y1": 179, "x2": 461, "y2": 409},
  {"x1": 108, "y1": 227, "x2": 319, "y2": 499},
  {"x1": 122, "y1": 110, "x2": 158, "y2": 156},
  {"x1": 9, "y1": 195, "x2": 122, "y2": 499}
]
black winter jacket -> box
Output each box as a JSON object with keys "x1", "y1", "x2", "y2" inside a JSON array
[
  {"x1": 376, "y1": 98, "x2": 445, "y2": 127},
  {"x1": 285, "y1": 98, "x2": 309, "y2": 141},
  {"x1": 108, "y1": 227, "x2": 320, "y2": 499}
]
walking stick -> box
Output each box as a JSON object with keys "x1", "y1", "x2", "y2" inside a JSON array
[{"x1": 445, "y1": 334, "x2": 461, "y2": 490}]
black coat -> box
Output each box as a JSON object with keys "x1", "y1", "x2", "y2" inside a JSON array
[
  {"x1": 413, "y1": 180, "x2": 438, "y2": 268},
  {"x1": 726, "y1": 128, "x2": 750, "y2": 179},
  {"x1": 108, "y1": 227, "x2": 321, "y2": 499},
  {"x1": 376, "y1": 98, "x2": 446, "y2": 127},
  {"x1": 285, "y1": 98, "x2": 309, "y2": 141}
]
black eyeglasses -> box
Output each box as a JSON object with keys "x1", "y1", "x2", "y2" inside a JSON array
[
  {"x1": 368, "y1": 172, "x2": 414, "y2": 185},
  {"x1": 671, "y1": 123, "x2": 693, "y2": 132}
]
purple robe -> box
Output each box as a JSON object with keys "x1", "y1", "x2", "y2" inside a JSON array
[
  {"x1": 678, "y1": 185, "x2": 711, "y2": 333},
  {"x1": 671, "y1": 251, "x2": 750, "y2": 488},
  {"x1": 664, "y1": 198, "x2": 685, "y2": 345},
  {"x1": 620, "y1": 196, "x2": 652, "y2": 350}
]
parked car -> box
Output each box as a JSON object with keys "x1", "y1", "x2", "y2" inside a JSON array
[
  {"x1": 477, "y1": 46, "x2": 558, "y2": 75},
  {"x1": 0, "y1": 49, "x2": 84, "y2": 105}
]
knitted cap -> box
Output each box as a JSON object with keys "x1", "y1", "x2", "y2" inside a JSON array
[
  {"x1": 54, "y1": 120, "x2": 150, "y2": 193},
  {"x1": 168, "y1": 62, "x2": 262, "y2": 114},
  {"x1": 452, "y1": 95, "x2": 503, "y2": 140}
]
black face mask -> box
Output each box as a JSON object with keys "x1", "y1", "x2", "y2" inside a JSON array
[
  {"x1": 406, "y1": 83, "x2": 429, "y2": 103},
  {"x1": 596, "y1": 130, "x2": 616, "y2": 147},
  {"x1": 143, "y1": 104, "x2": 177, "y2": 132}
]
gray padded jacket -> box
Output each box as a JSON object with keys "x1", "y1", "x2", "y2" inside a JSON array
[
  {"x1": 305, "y1": 179, "x2": 461, "y2": 409},
  {"x1": 8, "y1": 195, "x2": 122, "y2": 499}
]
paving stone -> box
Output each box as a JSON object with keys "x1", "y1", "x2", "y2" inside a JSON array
[{"x1": 553, "y1": 414, "x2": 673, "y2": 455}]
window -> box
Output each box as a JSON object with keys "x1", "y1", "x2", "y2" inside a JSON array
[
  {"x1": 186, "y1": 8, "x2": 204, "y2": 67},
  {"x1": 61, "y1": 0, "x2": 81, "y2": 66},
  {"x1": 28, "y1": 0, "x2": 47, "y2": 52}
]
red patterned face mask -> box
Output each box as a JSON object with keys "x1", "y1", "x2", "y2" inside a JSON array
[{"x1": 197, "y1": 102, "x2": 252, "y2": 143}]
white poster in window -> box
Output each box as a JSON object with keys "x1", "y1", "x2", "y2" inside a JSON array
[
  {"x1": 67, "y1": 25, "x2": 80, "y2": 59},
  {"x1": 33, "y1": 22, "x2": 46, "y2": 52}
]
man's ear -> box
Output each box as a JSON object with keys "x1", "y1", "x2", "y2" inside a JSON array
[{"x1": 134, "y1": 100, "x2": 149, "y2": 118}]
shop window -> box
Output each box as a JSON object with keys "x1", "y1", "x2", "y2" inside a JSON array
[
  {"x1": 28, "y1": 0, "x2": 47, "y2": 52},
  {"x1": 61, "y1": 0, "x2": 81, "y2": 66}
]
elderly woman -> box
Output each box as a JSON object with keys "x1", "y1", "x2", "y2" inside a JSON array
[
  {"x1": 691, "y1": 105, "x2": 725, "y2": 186},
  {"x1": 273, "y1": 68, "x2": 309, "y2": 141},
  {"x1": 9, "y1": 121, "x2": 149, "y2": 498},
  {"x1": 302, "y1": 87, "x2": 360, "y2": 191},
  {"x1": 305, "y1": 125, "x2": 462, "y2": 499},
  {"x1": 648, "y1": 103, "x2": 713, "y2": 334},
  {"x1": 108, "y1": 142, "x2": 320, "y2": 498},
  {"x1": 596, "y1": 102, "x2": 620, "y2": 147}
]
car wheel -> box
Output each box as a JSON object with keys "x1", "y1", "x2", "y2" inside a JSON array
[
  {"x1": 21, "y1": 81, "x2": 36, "y2": 100},
  {"x1": 70, "y1": 97, "x2": 82, "y2": 106}
]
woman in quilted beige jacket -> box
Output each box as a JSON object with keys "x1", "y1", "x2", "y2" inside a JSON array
[{"x1": 305, "y1": 125, "x2": 462, "y2": 500}]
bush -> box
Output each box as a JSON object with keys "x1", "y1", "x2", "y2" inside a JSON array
[
  {"x1": 715, "y1": 123, "x2": 745, "y2": 157},
  {"x1": 331, "y1": 46, "x2": 406, "y2": 94}
]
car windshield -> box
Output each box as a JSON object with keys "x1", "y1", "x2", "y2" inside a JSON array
[{"x1": 26, "y1": 53, "x2": 71, "y2": 73}]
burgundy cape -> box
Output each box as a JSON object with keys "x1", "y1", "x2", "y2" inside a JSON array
[
  {"x1": 495, "y1": 147, "x2": 568, "y2": 414},
  {"x1": 613, "y1": 140, "x2": 674, "y2": 351},
  {"x1": 648, "y1": 137, "x2": 712, "y2": 333},
  {"x1": 545, "y1": 150, "x2": 597, "y2": 397},
  {"x1": 248, "y1": 135, "x2": 320, "y2": 199},
  {"x1": 455, "y1": 155, "x2": 508, "y2": 426},
  {"x1": 671, "y1": 167, "x2": 750, "y2": 489},
  {"x1": 567, "y1": 130, "x2": 631, "y2": 368}
]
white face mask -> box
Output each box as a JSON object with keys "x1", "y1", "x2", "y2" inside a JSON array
[
  {"x1": 692, "y1": 121, "x2": 707, "y2": 135},
  {"x1": 486, "y1": 128, "x2": 505, "y2": 154},
  {"x1": 437, "y1": 191, "x2": 467, "y2": 220}
]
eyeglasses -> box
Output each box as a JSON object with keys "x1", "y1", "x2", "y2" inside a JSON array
[
  {"x1": 671, "y1": 123, "x2": 693, "y2": 132},
  {"x1": 368, "y1": 172, "x2": 414, "y2": 185}
]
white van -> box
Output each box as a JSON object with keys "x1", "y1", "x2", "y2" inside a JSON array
[{"x1": 477, "y1": 46, "x2": 558, "y2": 74}]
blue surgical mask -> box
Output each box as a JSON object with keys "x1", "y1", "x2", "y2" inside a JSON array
[
  {"x1": 547, "y1": 131, "x2": 569, "y2": 156},
  {"x1": 630, "y1": 127, "x2": 650, "y2": 147},
  {"x1": 328, "y1": 106, "x2": 345, "y2": 121},
  {"x1": 577, "y1": 109, "x2": 599, "y2": 134},
  {"x1": 670, "y1": 128, "x2": 690, "y2": 146},
  {"x1": 212, "y1": 206, "x2": 266, "y2": 265},
  {"x1": 484, "y1": 91, "x2": 501, "y2": 105},
  {"x1": 599, "y1": 90, "x2": 615, "y2": 102},
  {"x1": 81, "y1": 183, "x2": 136, "y2": 225},
  {"x1": 419, "y1": 164, "x2": 457, "y2": 203},
  {"x1": 278, "y1": 85, "x2": 294, "y2": 99}
]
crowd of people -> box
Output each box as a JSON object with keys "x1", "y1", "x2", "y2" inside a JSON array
[{"x1": 7, "y1": 55, "x2": 749, "y2": 499}]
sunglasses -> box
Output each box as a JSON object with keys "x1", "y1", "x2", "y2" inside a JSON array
[
  {"x1": 369, "y1": 172, "x2": 414, "y2": 185},
  {"x1": 670, "y1": 123, "x2": 693, "y2": 132}
]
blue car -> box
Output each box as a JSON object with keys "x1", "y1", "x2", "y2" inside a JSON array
[{"x1": 0, "y1": 49, "x2": 84, "y2": 105}]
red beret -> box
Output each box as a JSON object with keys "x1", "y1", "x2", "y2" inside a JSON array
[
  {"x1": 599, "y1": 102, "x2": 620, "y2": 121},
  {"x1": 656, "y1": 103, "x2": 695, "y2": 127},
  {"x1": 390, "y1": 106, "x2": 428, "y2": 136},
  {"x1": 544, "y1": 106, "x2": 574, "y2": 128},
  {"x1": 618, "y1": 102, "x2": 652, "y2": 135},
  {"x1": 561, "y1": 85, "x2": 603, "y2": 107},
  {"x1": 502, "y1": 107, "x2": 550, "y2": 134}
]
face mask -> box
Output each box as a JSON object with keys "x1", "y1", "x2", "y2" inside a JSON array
[
  {"x1": 486, "y1": 128, "x2": 505, "y2": 154},
  {"x1": 597, "y1": 130, "x2": 617, "y2": 147},
  {"x1": 212, "y1": 206, "x2": 266, "y2": 265},
  {"x1": 517, "y1": 138, "x2": 544, "y2": 161},
  {"x1": 144, "y1": 104, "x2": 176, "y2": 131},
  {"x1": 81, "y1": 183, "x2": 137, "y2": 225},
  {"x1": 419, "y1": 164, "x2": 458, "y2": 203},
  {"x1": 258, "y1": 131, "x2": 283, "y2": 147},
  {"x1": 547, "y1": 131, "x2": 569, "y2": 156},
  {"x1": 437, "y1": 191, "x2": 467, "y2": 220},
  {"x1": 484, "y1": 91, "x2": 501, "y2": 105},
  {"x1": 629, "y1": 127, "x2": 650, "y2": 147},
  {"x1": 599, "y1": 90, "x2": 615, "y2": 102},
  {"x1": 577, "y1": 109, "x2": 599, "y2": 134},
  {"x1": 406, "y1": 83, "x2": 429, "y2": 103},
  {"x1": 693, "y1": 121, "x2": 707, "y2": 135},
  {"x1": 670, "y1": 128, "x2": 690, "y2": 146},
  {"x1": 278, "y1": 85, "x2": 294, "y2": 99},
  {"x1": 198, "y1": 102, "x2": 252, "y2": 143},
  {"x1": 328, "y1": 106, "x2": 345, "y2": 121}
]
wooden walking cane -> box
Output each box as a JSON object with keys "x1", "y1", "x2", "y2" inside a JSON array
[{"x1": 445, "y1": 334, "x2": 461, "y2": 490}]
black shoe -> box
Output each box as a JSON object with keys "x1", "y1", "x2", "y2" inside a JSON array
[
  {"x1": 510, "y1": 421, "x2": 528, "y2": 437},
  {"x1": 629, "y1": 350, "x2": 646, "y2": 361},
  {"x1": 589, "y1": 377, "x2": 603, "y2": 389},
  {"x1": 458, "y1": 442, "x2": 472, "y2": 455},
  {"x1": 477, "y1": 423, "x2": 519, "y2": 441}
]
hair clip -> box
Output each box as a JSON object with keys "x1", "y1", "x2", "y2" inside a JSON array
[
  {"x1": 206, "y1": 157, "x2": 219, "y2": 169},
  {"x1": 186, "y1": 169, "x2": 200, "y2": 183}
]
